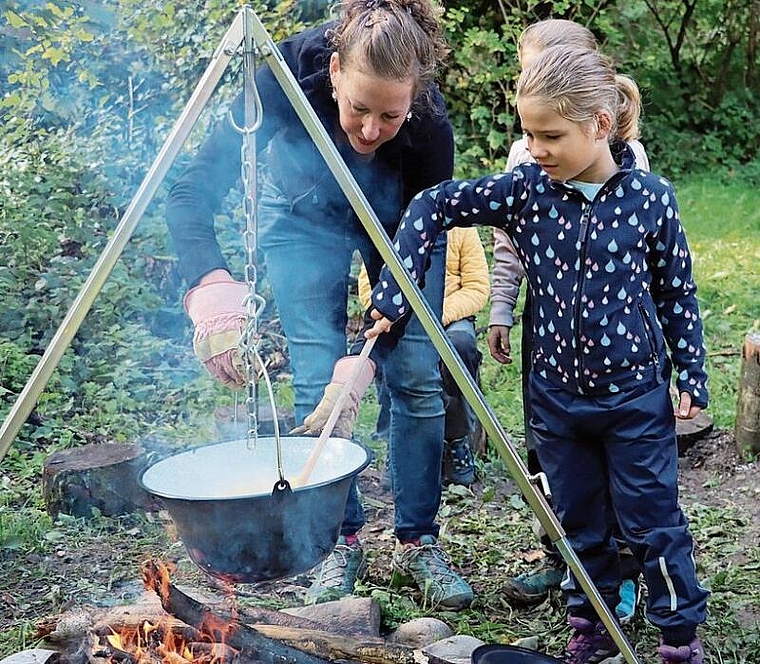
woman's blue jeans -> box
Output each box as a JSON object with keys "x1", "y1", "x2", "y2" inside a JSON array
[{"x1": 258, "y1": 190, "x2": 446, "y2": 542}]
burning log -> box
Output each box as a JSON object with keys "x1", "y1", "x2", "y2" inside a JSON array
[{"x1": 141, "y1": 560, "x2": 430, "y2": 664}]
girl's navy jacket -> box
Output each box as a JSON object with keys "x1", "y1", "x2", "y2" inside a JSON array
[{"x1": 373, "y1": 145, "x2": 709, "y2": 407}]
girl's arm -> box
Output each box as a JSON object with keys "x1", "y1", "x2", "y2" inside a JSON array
[
  {"x1": 371, "y1": 172, "x2": 516, "y2": 323},
  {"x1": 649, "y1": 183, "x2": 709, "y2": 409}
]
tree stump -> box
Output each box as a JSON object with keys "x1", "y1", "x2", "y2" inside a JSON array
[
  {"x1": 735, "y1": 331, "x2": 760, "y2": 457},
  {"x1": 42, "y1": 442, "x2": 157, "y2": 519},
  {"x1": 676, "y1": 411, "x2": 714, "y2": 455}
]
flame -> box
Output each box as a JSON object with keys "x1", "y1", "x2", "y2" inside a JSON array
[
  {"x1": 101, "y1": 618, "x2": 228, "y2": 664},
  {"x1": 100, "y1": 560, "x2": 237, "y2": 664}
]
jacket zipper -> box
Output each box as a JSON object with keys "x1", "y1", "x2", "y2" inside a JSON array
[
  {"x1": 573, "y1": 203, "x2": 593, "y2": 393},
  {"x1": 637, "y1": 300, "x2": 663, "y2": 383}
]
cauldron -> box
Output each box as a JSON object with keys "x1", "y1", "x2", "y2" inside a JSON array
[
  {"x1": 139, "y1": 436, "x2": 371, "y2": 583},
  {"x1": 471, "y1": 644, "x2": 563, "y2": 664}
]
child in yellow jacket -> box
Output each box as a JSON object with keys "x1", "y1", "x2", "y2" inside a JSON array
[{"x1": 359, "y1": 226, "x2": 489, "y2": 484}]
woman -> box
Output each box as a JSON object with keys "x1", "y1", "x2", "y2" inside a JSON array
[{"x1": 166, "y1": 0, "x2": 473, "y2": 610}]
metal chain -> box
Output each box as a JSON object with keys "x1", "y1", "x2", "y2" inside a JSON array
[
  {"x1": 229, "y1": 14, "x2": 266, "y2": 451},
  {"x1": 229, "y1": 11, "x2": 286, "y2": 485}
]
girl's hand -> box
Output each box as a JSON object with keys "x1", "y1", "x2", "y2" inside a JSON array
[
  {"x1": 487, "y1": 324, "x2": 513, "y2": 365},
  {"x1": 674, "y1": 391, "x2": 702, "y2": 420},
  {"x1": 365, "y1": 308, "x2": 393, "y2": 339}
]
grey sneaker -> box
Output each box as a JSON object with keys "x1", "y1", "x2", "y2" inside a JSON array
[
  {"x1": 304, "y1": 536, "x2": 366, "y2": 605},
  {"x1": 391, "y1": 534, "x2": 474, "y2": 610},
  {"x1": 502, "y1": 560, "x2": 565, "y2": 605}
]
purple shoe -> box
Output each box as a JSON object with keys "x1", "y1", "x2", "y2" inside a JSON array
[
  {"x1": 564, "y1": 616, "x2": 619, "y2": 664},
  {"x1": 658, "y1": 636, "x2": 704, "y2": 664}
]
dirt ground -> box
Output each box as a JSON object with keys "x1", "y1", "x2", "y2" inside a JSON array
[{"x1": 2, "y1": 425, "x2": 759, "y2": 661}]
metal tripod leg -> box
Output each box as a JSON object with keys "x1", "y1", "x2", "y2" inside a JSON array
[
  {"x1": 240, "y1": 8, "x2": 641, "y2": 663},
  {"x1": 0, "y1": 12, "x2": 246, "y2": 461},
  {"x1": 1, "y1": 6, "x2": 639, "y2": 661}
]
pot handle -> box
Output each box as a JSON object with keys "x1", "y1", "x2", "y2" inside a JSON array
[{"x1": 271, "y1": 478, "x2": 293, "y2": 499}]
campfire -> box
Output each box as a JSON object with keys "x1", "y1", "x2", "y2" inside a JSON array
[
  {"x1": 36, "y1": 559, "x2": 427, "y2": 664},
  {"x1": 89, "y1": 563, "x2": 236, "y2": 664},
  {"x1": 97, "y1": 618, "x2": 236, "y2": 664}
]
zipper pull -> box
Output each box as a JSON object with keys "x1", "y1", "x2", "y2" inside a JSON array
[{"x1": 577, "y1": 207, "x2": 591, "y2": 244}]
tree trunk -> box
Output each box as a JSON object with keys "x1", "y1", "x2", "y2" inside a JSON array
[{"x1": 735, "y1": 331, "x2": 760, "y2": 456}]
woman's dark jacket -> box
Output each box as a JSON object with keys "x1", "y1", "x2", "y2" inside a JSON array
[{"x1": 166, "y1": 22, "x2": 455, "y2": 288}]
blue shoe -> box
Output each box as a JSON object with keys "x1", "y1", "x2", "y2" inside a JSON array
[
  {"x1": 443, "y1": 436, "x2": 476, "y2": 486},
  {"x1": 615, "y1": 578, "x2": 640, "y2": 624},
  {"x1": 502, "y1": 561, "x2": 565, "y2": 605}
]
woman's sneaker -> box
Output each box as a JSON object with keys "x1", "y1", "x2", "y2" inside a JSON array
[
  {"x1": 391, "y1": 535, "x2": 474, "y2": 610},
  {"x1": 564, "y1": 616, "x2": 619, "y2": 664},
  {"x1": 304, "y1": 536, "x2": 366, "y2": 605},
  {"x1": 658, "y1": 637, "x2": 704, "y2": 664}
]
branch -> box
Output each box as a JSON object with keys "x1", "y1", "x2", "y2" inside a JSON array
[{"x1": 140, "y1": 560, "x2": 431, "y2": 664}]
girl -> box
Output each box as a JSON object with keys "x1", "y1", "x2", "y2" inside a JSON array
[
  {"x1": 367, "y1": 45, "x2": 709, "y2": 664},
  {"x1": 166, "y1": 0, "x2": 473, "y2": 610},
  {"x1": 489, "y1": 19, "x2": 649, "y2": 621}
]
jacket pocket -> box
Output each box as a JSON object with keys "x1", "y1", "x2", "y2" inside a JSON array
[{"x1": 637, "y1": 300, "x2": 664, "y2": 384}]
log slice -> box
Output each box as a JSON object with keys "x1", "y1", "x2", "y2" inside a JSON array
[{"x1": 42, "y1": 442, "x2": 157, "y2": 519}]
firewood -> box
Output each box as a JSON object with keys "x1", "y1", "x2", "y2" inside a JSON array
[
  {"x1": 250, "y1": 624, "x2": 428, "y2": 664},
  {"x1": 141, "y1": 560, "x2": 432, "y2": 664}
]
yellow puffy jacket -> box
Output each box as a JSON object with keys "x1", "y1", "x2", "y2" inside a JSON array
[{"x1": 358, "y1": 227, "x2": 489, "y2": 327}]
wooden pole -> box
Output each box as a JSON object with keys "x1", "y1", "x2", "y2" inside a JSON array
[{"x1": 735, "y1": 331, "x2": 760, "y2": 457}]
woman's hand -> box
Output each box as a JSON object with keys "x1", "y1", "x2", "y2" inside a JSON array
[
  {"x1": 365, "y1": 308, "x2": 394, "y2": 339},
  {"x1": 183, "y1": 269, "x2": 248, "y2": 387}
]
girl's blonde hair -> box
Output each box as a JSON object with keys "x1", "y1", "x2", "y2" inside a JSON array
[
  {"x1": 330, "y1": 0, "x2": 448, "y2": 109},
  {"x1": 516, "y1": 45, "x2": 642, "y2": 142},
  {"x1": 518, "y1": 18, "x2": 597, "y2": 60}
]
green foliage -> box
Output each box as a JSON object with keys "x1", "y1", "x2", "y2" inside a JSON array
[
  {"x1": 441, "y1": 5, "x2": 519, "y2": 174},
  {"x1": 603, "y1": 0, "x2": 760, "y2": 177}
]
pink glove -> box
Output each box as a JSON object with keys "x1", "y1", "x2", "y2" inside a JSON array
[
  {"x1": 290, "y1": 355, "x2": 376, "y2": 439},
  {"x1": 183, "y1": 273, "x2": 249, "y2": 387}
]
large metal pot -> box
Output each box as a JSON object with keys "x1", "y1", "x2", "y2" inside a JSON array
[
  {"x1": 471, "y1": 644, "x2": 563, "y2": 664},
  {"x1": 139, "y1": 436, "x2": 371, "y2": 583}
]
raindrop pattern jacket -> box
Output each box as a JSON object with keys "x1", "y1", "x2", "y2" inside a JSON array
[{"x1": 372, "y1": 147, "x2": 709, "y2": 406}]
